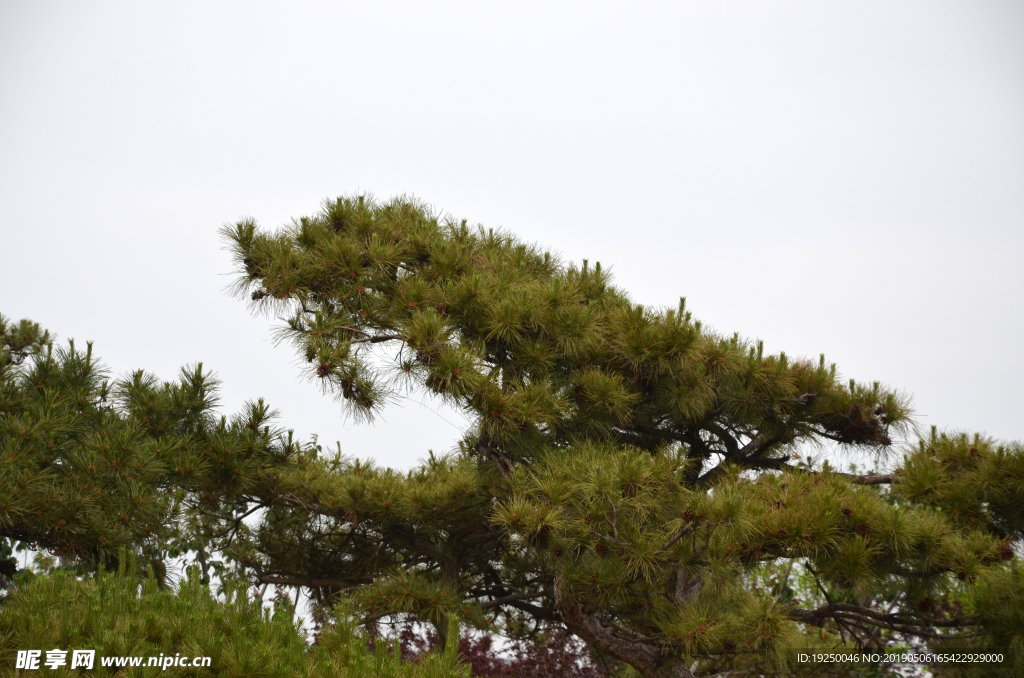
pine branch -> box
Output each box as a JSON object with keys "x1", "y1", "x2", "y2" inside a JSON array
[
  {"x1": 480, "y1": 591, "x2": 546, "y2": 609},
  {"x1": 555, "y1": 573, "x2": 695, "y2": 678},
  {"x1": 350, "y1": 333, "x2": 408, "y2": 345},
  {"x1": 242, "y1": 557, "x2": 370, "y2": 590},
  {"x1": 837, "y1": 472, "x2": 896, "y2": 485}
]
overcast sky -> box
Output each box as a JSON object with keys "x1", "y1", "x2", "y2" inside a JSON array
[{"x1": 2, "y1": 1, "x2": 1022, "y2": 469}]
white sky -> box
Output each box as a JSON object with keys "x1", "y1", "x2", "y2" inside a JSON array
[{"x1": 2, "y1": 1, "x2": 1022, "y2": 469}]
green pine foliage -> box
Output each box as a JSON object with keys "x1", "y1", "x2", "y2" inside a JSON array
[
  {"x1": 0, "y1": 562, "x2": 468, "y2": 677},
  {"x1": 894, "y1": 428, "x2": 1024, "y2": 541},
  {"x1": 229, "y1": 450, "x2": 505, "y2": 645},
  {"x1": 0, "y1": 313, "x2": 288, "y2": 578},
  {"x1": 2, "y1": 192, "x2": 1021, "y2": 678},
  {"x1": 223, "y1": 196, "x2": 909, "y2": 467},
  {"x1": 215, "y1": 195, "x2": 1024, "y2": 678},
  {"x1": 0, "y1": 314, "x2": 170, "y2": 569}
]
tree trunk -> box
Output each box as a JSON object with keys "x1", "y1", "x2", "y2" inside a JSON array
[{"x1": 554, "y1": 574, "x2": 694, "y2": 678}]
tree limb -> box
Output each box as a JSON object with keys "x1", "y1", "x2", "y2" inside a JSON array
[{"x1": 555, "y1": 573, "x2": 694, "y2": 678}]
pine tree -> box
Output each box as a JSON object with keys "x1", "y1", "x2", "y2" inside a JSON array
[
  {"x1": 0, "y1": 314, "x2": 286, "y2": 582},
  {"x1": 0, "y1": 315, "x2": 471, "y2": 676},
  {"x1": 216, "y1": 195, "x2": 1024, "y2": 678}
]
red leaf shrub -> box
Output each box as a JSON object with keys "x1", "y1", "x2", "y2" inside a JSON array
[{"x1": 398, "y1": 624, "x2": 609, "y2": 677}]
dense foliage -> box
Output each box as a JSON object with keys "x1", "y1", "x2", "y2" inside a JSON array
[
  {"x1": 0, "y1": 562, "x2": 467, "y2": 677},
  {"x1": 215, "y1": 195, "x2": 1024, "y2": 677},
  {"x1": 2, "y1": 193, "x2": 1023, "y2": 678},
  {"x1": 0, "y1": 313, "x2": 287, "y2": 580}
]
